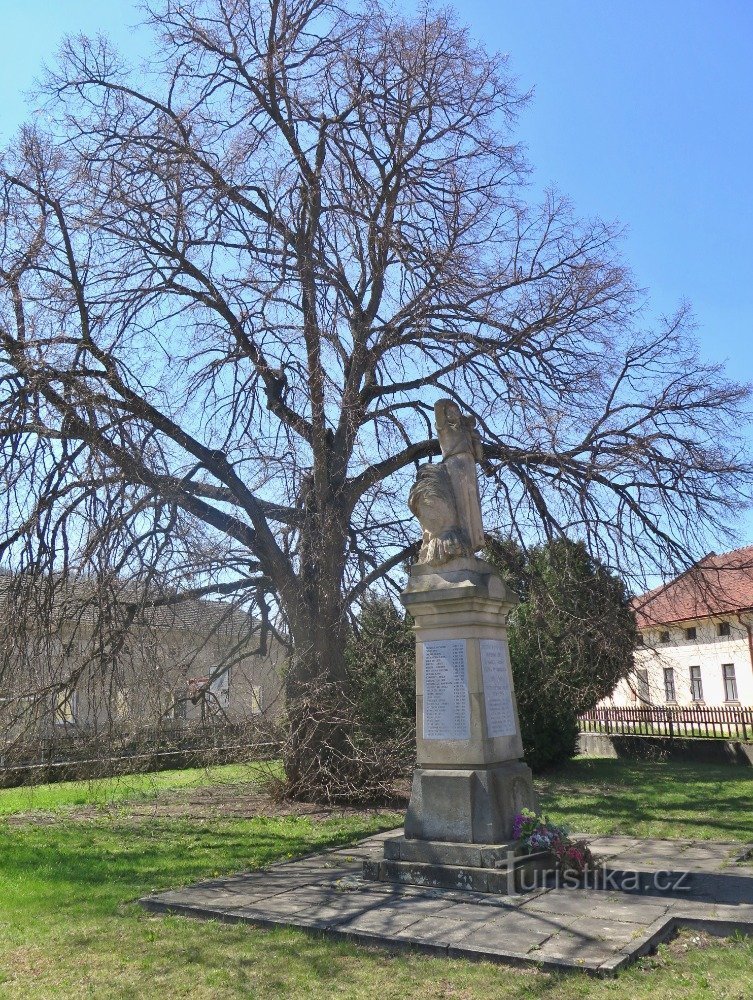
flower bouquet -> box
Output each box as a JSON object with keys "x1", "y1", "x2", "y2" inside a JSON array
[{"x1": 512, "y1": 808, "x2": 594, "y2": 876}]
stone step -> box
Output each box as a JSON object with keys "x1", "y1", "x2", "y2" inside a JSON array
[
  {"x1": 363, "y1": 851, "x2": 553, "y2": 894},
  {"x1": 382, "y1": 833, "x2": 537, "y2": 868}
]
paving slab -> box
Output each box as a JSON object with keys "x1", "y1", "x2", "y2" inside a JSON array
[
  {"x1": 521, "y1": 887, "x2": 671, "y2": 924},
  {"x1": 451, "y1": 909, "x2": 563, "y2": 952},
  {"x1": 140, "y1": 830, "x2": 753, "y2": 974}
]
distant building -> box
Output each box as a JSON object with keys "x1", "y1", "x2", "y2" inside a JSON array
[
  {"x1": 608, "y1": 547, "x2": 753, "y2": 708},
  {"x1": 0, "y1": 580, "x2": 285, "y2": 738}
]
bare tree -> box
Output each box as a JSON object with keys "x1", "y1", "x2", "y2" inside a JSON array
[{"x1": 0, "y1": 0, "x2": 750, "y2": 797}]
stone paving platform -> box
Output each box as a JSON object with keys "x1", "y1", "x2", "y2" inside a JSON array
[{"x1": 140, "y1": 830, "x2": 753, "y2": 974}]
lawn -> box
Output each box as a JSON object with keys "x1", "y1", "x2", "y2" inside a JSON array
[
  {"x1": 0, "y1": 762, "x2": 274, "y2": 816},
  {"x1": 538, "y1": 757, "x2": 753, "y2": 841},
  {"x1": 0, "y1": 757, "x2": 752, "y2": 998}
]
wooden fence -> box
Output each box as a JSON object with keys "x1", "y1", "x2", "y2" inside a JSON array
[{"x1": 579, "y1": 704, "x2": 753, "y2": 741}]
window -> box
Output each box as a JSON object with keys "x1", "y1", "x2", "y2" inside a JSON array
[
  {"x1": 635, "y1": 668, "x2": 650, "y2": 704},
  {"x1": 663, "y1": 667, "x2": 676, "y2": 703},
  {"x1": 659, "y1": 630, "x2": 670, "y2": 644},
  {"x1": 689, "y1": 665, "x2": 704, "y2": 702},
  {"x1": 723, "y1": 664, "x2": 739, "y2": 702},
  {"x1": 54, "y1": 689, "x2": 77, "y2": 724},
  {"x1": 685, "y1": 627, "x2": 697, "y2": 640},
  {"x1": 636, "y1": 634, "x2": 645, "y2": 646},
  {"x1": 718, "y1": 621, "x2": 731, "y2": 637},
  {"x1": 210, "y1": 670, "x2": 231, "y2": 710}
]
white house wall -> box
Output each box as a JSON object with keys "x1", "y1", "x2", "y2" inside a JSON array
[{"x1": 607, "y1": 616, "x2": 753, "y2": 708}]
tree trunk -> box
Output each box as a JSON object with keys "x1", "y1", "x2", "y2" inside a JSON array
[
  {"x1": 281, "y1": 604, "x2": 355, "y2": 801},
  {"x1": 278, "y1": 508, "x2": 357, "y2": 801}
]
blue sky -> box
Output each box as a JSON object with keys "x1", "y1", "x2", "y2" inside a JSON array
[{"x1": 1, "y1": 1, "x2": 752, "y2": 543}]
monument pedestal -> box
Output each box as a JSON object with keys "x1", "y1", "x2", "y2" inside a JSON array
[
  {"x1": 363, "y1": 558, "x2": 545, "y2": 893},
  {"x1": 405, "y1": 761, "x2": 535, "y2": 843}
]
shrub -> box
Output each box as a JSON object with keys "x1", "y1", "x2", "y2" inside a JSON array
[{"x1": 486, "y1": 537, "x2": 637, "y2": 770}]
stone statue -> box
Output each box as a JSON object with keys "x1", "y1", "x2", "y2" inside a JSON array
[
  {"x1": 408, "y1": 464, "x2": 472, "y2": 565},
  {"x1": 435, "y1": 400, "x2": 486, "y2": 552},
  {"x1": 409, "y1": 399, "x2": 486, "y2": 566}
]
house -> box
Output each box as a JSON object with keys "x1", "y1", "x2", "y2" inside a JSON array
[
  {"x1": 607, "y1": 547, "x2": 753, "y2": 708},
  {"x1": 0, "y1": 578, "x2": 286, "y2": 739}
]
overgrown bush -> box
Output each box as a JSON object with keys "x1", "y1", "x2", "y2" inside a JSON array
[
  {"x1": 345, "y1": 596, "x2": 415, "y2": 743},
  {"x1": 486, "y1": 537, "x2": 637, "y2": 770}
]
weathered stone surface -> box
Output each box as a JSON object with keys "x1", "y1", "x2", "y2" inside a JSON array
[
  {"x1": 384, "y1": 835, "x2": 483, "y2": 866},
  {"x1": 141, "y1": 831, "x2": 753, "y2": 974},
  {"x1": 397, "y1": 547, "x2": 536, "y2": 849},
  {"x1": 403, "y1": 569, "x2": 527, "y2": 767},
  {"x1": 381, "y1": 859, "x2": 490, "y2": 893},
  {"x1": 522, "y1": 888, "x2": 670, "y2": 924},
  {"x1": 384, "y1": 834, "x2": 531, "y2": 869},
  {"x1": 392, "y1": 916, "x2": 480, "y2": 947},
  {"x1": 407, "y1": 400, "x2": 486, "y2": 566},
  {"x1": 404, "y1": 762, "x2": 536, "y2": 843},
  {"x1": 369, "y1": 850, "x2": 554, "y2": 896},
  {"x1": 451, "y1": 910, "x2": 560, "y2": 952}
]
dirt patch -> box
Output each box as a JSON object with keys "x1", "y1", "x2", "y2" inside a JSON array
[
  {"x1": 4, "y1": 778, "x2": 409, "y2": 828},
  {"x1": 664, "y1": 928, "x2": 717, "y2": 956}
]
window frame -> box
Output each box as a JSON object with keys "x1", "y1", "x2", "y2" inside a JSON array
[
  {"x1": 209, "y1": 669, "x2": 231, "y2": 711},
  {"x1": 689, "y1": 665, "x2": 704, "y2": 702},
  {"x1": 663, "y1": 666, "x2": 676, "y2": 703},
  {"x1": 722, "y1": 663, "x2": 739, "y2": 702}
]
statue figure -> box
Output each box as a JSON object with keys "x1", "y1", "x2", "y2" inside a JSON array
[
  {"x1": 408, "y1": 464, "x2": 472, "y2": 565},
  {"x1": 434, "y1": 399, "x2": 484, "y2": 464},
  {"x1": 409, "y1": 400, "x2": 486, "y2": 566},
  {"x1": 434, "y1": 399, "x2": 486, "y2": 553}
]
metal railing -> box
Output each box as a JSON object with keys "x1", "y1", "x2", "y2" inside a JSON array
[
  {"x1": 0, "y1": 721, "x2": 281, "y2": 787},
  {"x1": 579, "y1": 704, "x2": 753, "y2": 741}
]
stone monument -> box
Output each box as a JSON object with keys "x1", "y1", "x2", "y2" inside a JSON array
[{"x1": 364, "y1": 400, "x2": 547, "y2": 892}]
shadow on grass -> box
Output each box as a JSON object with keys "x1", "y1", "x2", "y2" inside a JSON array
[
  {"x1": 537, "y1": 758, "x2": 753, "y2": 840},
  {"x1": 0, "y1": 813, "x2": 399, "y2": 925},
  {"x1": 118, "y1": 914, "x2": 753, "y2": 1000}
]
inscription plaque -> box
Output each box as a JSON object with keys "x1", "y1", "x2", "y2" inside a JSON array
[
  {"x1": 422, "y1": 639, "x2": 470, "y2": 740},
  {"x1": 479, "y1": 638, "x2": 517, "y2": 738}
]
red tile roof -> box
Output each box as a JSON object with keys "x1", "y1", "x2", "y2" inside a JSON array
[{"x1": 634, "y1": 546, "x2": 753, "y2": 629}]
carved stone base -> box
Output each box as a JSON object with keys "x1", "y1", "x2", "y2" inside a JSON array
[
  {"x1": 363, "y1": 835, "x2": 553, "y2": 894},
  {"x1": 404, "y1": 761, "x2": 537, "y2": 844}
]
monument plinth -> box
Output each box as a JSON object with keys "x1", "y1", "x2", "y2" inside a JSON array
[
  {"x1": 363, "y1": 401, "x2": 546, "y2": 893},
  {"x1": 401, "y1": 557, "x2": 536, "y2": 844}
]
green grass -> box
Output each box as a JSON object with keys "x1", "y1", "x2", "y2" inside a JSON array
[
  {"x1": 0, "y1": 761, "x2": 273, "y2": 815},
  {"x1": 539, "y1": 757, "x2": 753, "y2": 841},
  {"x1": 0, "y1": 757, "x2": 752, "y2": 997}
]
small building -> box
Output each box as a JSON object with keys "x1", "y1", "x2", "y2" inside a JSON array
[{"x1": 608, "y1": 547, "x2": 753, "y2": 708}]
